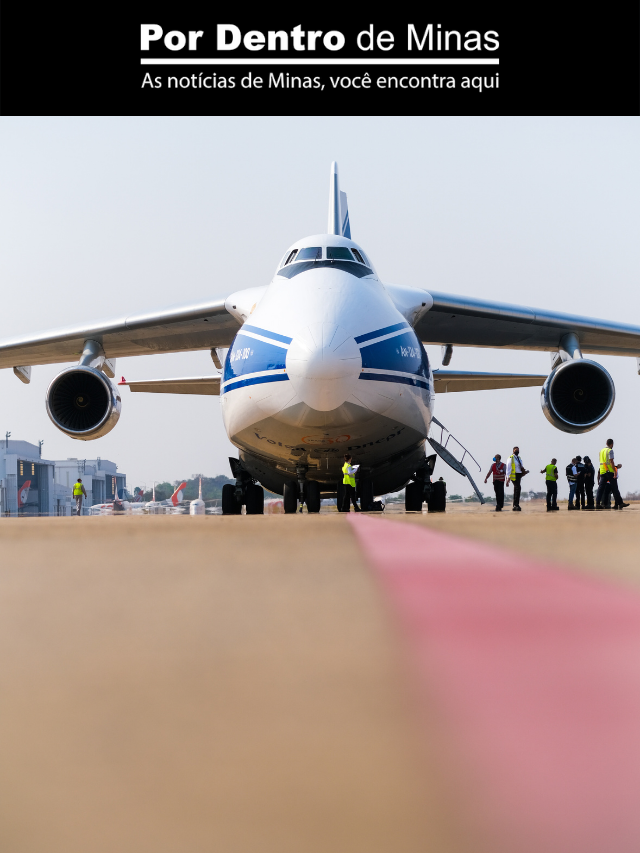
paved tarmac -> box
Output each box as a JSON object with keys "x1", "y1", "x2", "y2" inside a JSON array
[
  {"x1": 0, "y1": 514, "x2": 450, "y2": 853},
  {"x1": 386, "y1": 500, "x2": 640, "y2": 586},
  {"x1": 2, "y1": 503, "x2": 640, "y2": 853}
]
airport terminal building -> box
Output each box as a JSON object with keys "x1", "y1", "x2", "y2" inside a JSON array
[{"x1": 0, "y1": 440, "x2": 127, "y2": 516}]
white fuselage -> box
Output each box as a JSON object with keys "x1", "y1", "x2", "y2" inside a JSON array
[{"x1": 219, "y1": 234, "x2": 435, "y2": 495}]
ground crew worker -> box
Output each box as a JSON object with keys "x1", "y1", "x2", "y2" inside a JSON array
[
  {"x1": 583, "y1": 456, "x2": 596, "y2": 509},
  {"x1": 341, "y1": 454, "x2": 360, "y2": 512},
  {"x1": 596, "y1": 439, "x2": 628, "y2": 510},
  {"x1": 596, "y1": 468, "x2": 612, "y2": 508},
  {"x1": 484, "y1": 454, "x2": 506, "y2": 512},
  {"x1": 540, "y1": 458, "x2": 559, "y2": 511},
  {"x1": 505, "y1": 446, "x2": 528, "y2": 511},
  {"x1": 73, "y1": 478, "x2": 87, "y2": 516},
  {"x1": 566, "y1": 458, "x2": 578, "y2": 509},
  {"x1": 575, "y1": 456, "x2": 586, "y2": 510}
]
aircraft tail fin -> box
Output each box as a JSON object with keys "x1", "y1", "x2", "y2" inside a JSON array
[
  {"x1": 328, "y1": 162, "x2": 351, "y2": 237},
  {"x1": 171, "y1": 481, "x2": 187, "y2": 506},
  {"x1": 340, "y1": 190, "x2": 351, "y2": 238}
]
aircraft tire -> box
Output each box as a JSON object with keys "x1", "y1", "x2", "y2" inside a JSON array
[
  {"x1": 245, "y1": 483, "x2": 264, "y2": 515},
  {"x1": 358, "y1": 479, "x2": 374, "y2": 512},
  {"x1": 283, "y1": 481, "x2": 298, "y2": 514},
  {"x1": 305, "y1": 480, "x2": 321, "y2": 513},
  {"x1": 405, "y1": 481, "x2": 423, "y2": 512},
  {"x1": 222, "y1": 483, "x2": 241, "y2": 515}
]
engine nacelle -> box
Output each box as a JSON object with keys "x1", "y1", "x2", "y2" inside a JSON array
[
  {"x1": 541, "y1": 359, "x2": 614, "y2": 434},
  {"x1": 46, "y1": 366, "x2": 121, "y2": 440}
]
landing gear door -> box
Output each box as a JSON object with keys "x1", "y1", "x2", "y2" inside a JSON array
[{"x1": 425, "y1": 453, "x2": 437, "y2": 478}]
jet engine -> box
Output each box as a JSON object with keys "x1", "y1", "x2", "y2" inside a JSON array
[
  {"x1": 46, "y1": 366, "x2": 121, "y2": 440},
  {"x1": 541, "y1": 359, "x2": 614, "y2": 434}
]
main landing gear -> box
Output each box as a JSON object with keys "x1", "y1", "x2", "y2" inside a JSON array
[
  {"x1": 405, "y1": 454, "x2": 443, "y2": 513},
  {"x1": 222, "y1": 458, "x2": 265, "y2": 515},
  {"x1": 221, "y1": 482, "x2": 265, "y2": 515}
]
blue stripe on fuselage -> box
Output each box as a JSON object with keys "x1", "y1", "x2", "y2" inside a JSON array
[
  {"x1": 359, "y1": 330, "x2": 428, "y2": 378},
  {"x1": 359, "y1": 373, "x2": 430, "y2": 391},
  {"x1": 223, "y1": 373, "x2": 289, "y2": 394},
  {"x1": 224, "y1": 332, "x2": 287, "y2": 383},
  {"x1": 241, "y1": 324, "x2": 293, "y2": 345},
  {"x1": 354, "y1": 321, "x2": 410, "y2": 344}
]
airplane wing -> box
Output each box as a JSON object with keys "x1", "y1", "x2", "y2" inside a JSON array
[
  {"x1": 433, "y1": 370, "x2": 546, "y2": 393},
  {"x1": 0, "y1": 299, "x2": 239, "y2": 370},
  {"x1": 417, "y1": 291, "x2": 640, "y2": 356},
  {"x1": 119, "y1": 376, "x2": 220, "y2": 395}
]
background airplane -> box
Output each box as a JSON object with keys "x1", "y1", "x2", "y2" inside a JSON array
[
  {"x1": 17, "y1": 479, "x2": 31, "y2": 508},
  {"x1": 91, "y1": 481, "x2": 187, "y2": 515}
]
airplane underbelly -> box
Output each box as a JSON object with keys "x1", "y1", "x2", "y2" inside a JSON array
[{"x1": 222, "y1": 377, "x2": 433, "y2": 480}]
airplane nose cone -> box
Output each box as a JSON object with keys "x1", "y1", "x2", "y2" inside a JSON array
[{"x1": 286, "y1": 324, "x2": 361, "y2": 411}]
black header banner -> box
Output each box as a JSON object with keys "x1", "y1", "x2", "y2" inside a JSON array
[{"x1": 1, "y1": 4, "x2": 638, "y2": 114}]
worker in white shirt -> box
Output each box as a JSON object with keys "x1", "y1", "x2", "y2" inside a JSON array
[
  {"x1": 596, "y1": 439, "x2": 629, "y2": 510},
  {"x1": 505, "y1": 446, "x2": 529, "y2": 512}
]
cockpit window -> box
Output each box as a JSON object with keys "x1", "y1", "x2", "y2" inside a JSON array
[
  {"x1": 296, "y1": 247, "x2": 322, "y2": 261},
  {"x1": 284, "y1": 250, "x2": 298, "y2": 265},
  {"x1": 351, "y1": 248, "x2": 365, "y2": 264},
  {"x1": 326, "y1": 247, "x2": 354, "y2": 261}
]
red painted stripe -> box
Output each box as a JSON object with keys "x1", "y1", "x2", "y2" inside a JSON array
[{"x1": 349, "y1": 514, "x2": 640, "y2": 853}]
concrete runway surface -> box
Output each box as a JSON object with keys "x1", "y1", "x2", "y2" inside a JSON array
[{"x1": 2, "y1": 504, "x2": 640, "y2": 853}]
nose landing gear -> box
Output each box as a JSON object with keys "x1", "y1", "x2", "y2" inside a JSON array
[
  {"x1": 283, "y1": 481, "x2": 298, "y2": 514},
  {"x1": 283, "y1": 475, "x2": 321, "y2": 514}
]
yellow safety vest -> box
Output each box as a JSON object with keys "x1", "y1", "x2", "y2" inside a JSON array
[
  {"x1": 342, "y1": 463, "x2": 356, "y2": 488},
  {"x1": 507, "y1": 455, "x2": 519, "y2": 482},
  {"x1": 545, "y1": 464, "x2": 557, "y2": 481},
  {"x1": 73, "y1": 482, "x2": 84, "y2": 496},
  {"x1": 599, "y1": 447, "x2": 614, "y2": 475}
]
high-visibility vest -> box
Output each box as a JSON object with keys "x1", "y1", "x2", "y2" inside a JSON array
[
  {"x1": 342, "y1": 463, "x2": 356, "y2": 488},
  {"x1": 507, "y1": 455, "x2": 521, "y2": 482},
  {"x1": 73, "y1": 482, "x2": 84, "y2": 496},
  {"x1": 545, "y1": 464, "x2": 557, "y2": 481},
  {"x1": 599, "y1": 447, "x2": 615, "y2": 475}
]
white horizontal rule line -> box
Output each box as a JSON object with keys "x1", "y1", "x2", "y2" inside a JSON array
[{"x1": 141, "y1": 57, "x2": 499, "y2": 66}]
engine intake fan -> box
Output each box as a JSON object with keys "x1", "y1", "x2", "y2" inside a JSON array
[
  {"x1": 541, "y1": 359, "x2": 614, "y2": 434},
  {"x1": 46, "y1": 366, "x2": 121, "y2": 440}
]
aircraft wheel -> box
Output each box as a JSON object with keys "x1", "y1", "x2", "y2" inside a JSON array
[
  {"x1": 358, "y1": 479, "x2": 374, "y2": 512},
  {"x1": 222, "y1": 483, "x2": 241, "y2": 515},
  {"x1": 405, "y1": 481, "x2": 423, "y2": 512},
  {"x1": 245, "y1": 483, "x2": 264, "y2": 515},
  {"x1": 283, "y1": 481, "x2": 298, "y2": 514},
  {"x1": 305, "y1": 480, "x2": 321, "y2": 514}
]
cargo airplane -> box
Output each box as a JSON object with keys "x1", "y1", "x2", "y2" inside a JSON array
[{"x1": 1, "y1": 163, "x2": 637, "y2": 513}]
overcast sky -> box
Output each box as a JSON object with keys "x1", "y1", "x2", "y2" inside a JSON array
[{"x1": 1, "y1": 116, "x2": 638, "y2": 498}]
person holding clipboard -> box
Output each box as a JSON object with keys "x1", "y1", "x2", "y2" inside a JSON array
[{"x1": 341, "y1": 454, "x2": 361, "y2": 512}]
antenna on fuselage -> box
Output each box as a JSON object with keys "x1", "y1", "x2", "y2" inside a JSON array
[{"x1": 328, "y1": 161, "x2": 351, "y2": 238}]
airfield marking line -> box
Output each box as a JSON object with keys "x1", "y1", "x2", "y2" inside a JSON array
[{"x1": 348, "y1": 514, "x2": 640, "y2": 853}]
